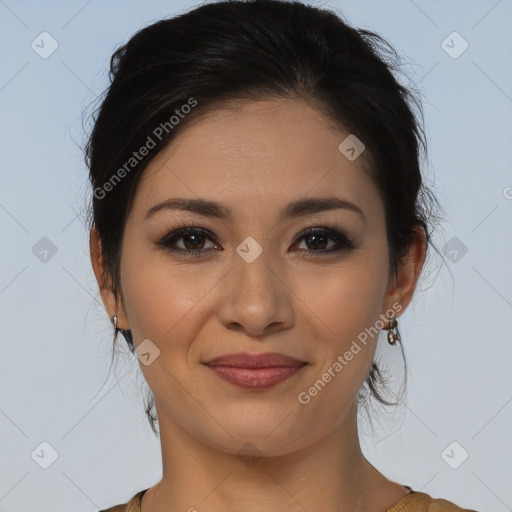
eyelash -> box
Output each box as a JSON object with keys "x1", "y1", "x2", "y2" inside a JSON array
[{"x1": 155, "y1": 220, "x2": 357, "y2": 258}]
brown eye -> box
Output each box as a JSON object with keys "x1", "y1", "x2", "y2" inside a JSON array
[
  {"x1": 293, "y1": 228, "x2": 355, "y2": 255},
  {"x1": 157, "y1": 225, "x2": 356, "y2": 258},
  {"x1": 301, "y1": 232, "x2": 331, "y2": 251},
  {"x1": 180, "y1": 232, "x2": 207, "y2": 250},
  {"x1": 157, "y1": 227, "x2": 220, "y2": 257}
]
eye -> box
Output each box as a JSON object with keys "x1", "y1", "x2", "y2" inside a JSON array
[
  {"x1": 292, "y1": 227, "x2": 356, "y2": 256},
  {"x1": 156, "y1": 223, "x2": 357, "y2": 258},
  {"x1": 156, "y1": 226, "x2": 220, "y2": 257}
]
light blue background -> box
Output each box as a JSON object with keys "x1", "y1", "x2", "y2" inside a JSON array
[{"x1": 1, "y1": 1, "x2": 511, "y2": 511}]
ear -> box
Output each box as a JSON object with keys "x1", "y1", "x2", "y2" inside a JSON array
[
  {"x1": 89, "y1": 225, "x2": 129, "y2": 330},
  {"x1": 382, "y1": 225, "x2": 427, "y2": 318}
]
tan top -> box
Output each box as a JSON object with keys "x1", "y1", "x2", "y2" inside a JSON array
[{"x1": 98, "y1": 488, "x2": 479, "y2": 511}]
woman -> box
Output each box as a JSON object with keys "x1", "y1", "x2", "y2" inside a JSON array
[{"x1": 86, "y1": 1, "x2": 479, "y2": 510}]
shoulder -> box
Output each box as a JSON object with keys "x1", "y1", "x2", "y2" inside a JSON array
[
  {"x1": 97, "y1": 489, "x2": 147, "y2": 512},
  {"x1": 387, "y1": 491, "x2": 480, "y2": 512}
]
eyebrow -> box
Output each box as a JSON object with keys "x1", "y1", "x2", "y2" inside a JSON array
[{"x1": 145, "y1": 196, "x2": 366, "y2": 224}]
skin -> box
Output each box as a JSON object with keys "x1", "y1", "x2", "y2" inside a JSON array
[{"x1": 91, "y1": 97, "x2": 426, "y2": 512}]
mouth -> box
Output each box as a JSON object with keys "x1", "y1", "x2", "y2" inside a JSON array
[{"x1": 202, "y1": 352, "x2": 308, "y2": 390}]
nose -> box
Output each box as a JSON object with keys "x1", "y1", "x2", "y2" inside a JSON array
[{"x1": 216, "y1": 244, "x2": 294, "y2": 337}]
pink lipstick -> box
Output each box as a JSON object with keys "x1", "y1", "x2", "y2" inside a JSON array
[{"x1": 203, "y1": 352, "x2": 307, "y2": 389}]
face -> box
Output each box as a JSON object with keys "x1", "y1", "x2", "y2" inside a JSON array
[{"x1": 97, "y1": 98, "x2": 407, "y2": 456}]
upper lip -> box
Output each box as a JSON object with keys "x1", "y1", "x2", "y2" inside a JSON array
[{"x1": 203, "y1": 352, "x2": 306, "y2": 368}]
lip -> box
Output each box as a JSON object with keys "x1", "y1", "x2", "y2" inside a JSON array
[
  {"x1": 203, "y1": 352, "x2": 308, "y2": 390},
  {"x1": 203, "y1": 352, "x2": 306, "y2": 368}
]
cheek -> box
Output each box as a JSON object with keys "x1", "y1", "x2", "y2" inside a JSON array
[
  {"x1": 119, "y1": 242, "x2": 223, "y2": 346},
  {"x1": 293, "y1": 264, "x2": 387, "y2": 423},
  {"x1": 295, "y1": 250, "x2": 389, "y2": 399},
  {"x1": 302, "y1": 256, "x2": 388, "y2": 341}
]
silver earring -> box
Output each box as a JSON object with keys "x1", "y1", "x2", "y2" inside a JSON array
[
  {"x1": 387, "y1": 310, "x2": 401, "y2": 346},
  {"x1": 112, "y1": 314, "x2": 135, "y2": 354}
]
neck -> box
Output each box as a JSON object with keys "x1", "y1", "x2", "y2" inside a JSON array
[{"x1": 141, "y1": 400, "x2": 403, "y2": 512}]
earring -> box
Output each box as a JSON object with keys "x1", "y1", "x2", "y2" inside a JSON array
[
  {"x1": 112, "y1": 313, "x2": 135, "y2": 354},
  {"x1": 387, "y1": 310, "x2": 401, "y2": 346},
  {"x1": 112, "y1": 314, "x2": 119, "y2": 332}
]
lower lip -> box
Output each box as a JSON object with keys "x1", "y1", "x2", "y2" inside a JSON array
[{"x1": 205, "y1": 365, "x2": 306, "y2": 389}]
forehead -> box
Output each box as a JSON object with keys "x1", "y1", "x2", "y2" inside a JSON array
[{"x1": 130, "y1": 98, "x2": 383, "y2": 223}]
